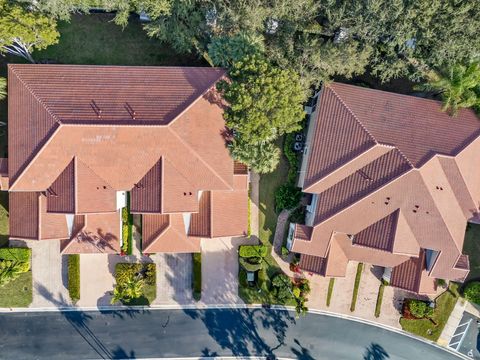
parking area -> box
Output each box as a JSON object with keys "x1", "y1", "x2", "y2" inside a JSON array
[{"x1": 449, "y1": 312, "x2": 480, "y2": 358}]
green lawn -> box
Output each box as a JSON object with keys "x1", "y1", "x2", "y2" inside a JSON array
[
  {"x1": 0, "y1": 191, "x2": 8, "y2": 247},
  {"x1": 463, "y1": 223, "x2": 480, "y2": 281},
  {"x1": 0, "y1": 271, "x2": 33, "y2": 307},
  {"x1": 400, "y1": 283, "x2": 459, "y2": 341},
  {"x1": 35, "y1": 13, "x2": 203, "y2": 66},
  {"x1": 239, "y1": 138, "x2": 292, "y2": 305}
]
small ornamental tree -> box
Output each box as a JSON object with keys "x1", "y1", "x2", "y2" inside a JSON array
[
  {"x1": 464, "y1": 282, "x2": 480, "y2": 305},
  {"x1": 0, "y1": 0, "x2": 59, "y2": 62},
  {"x1": 218, "y1": 55, "x2": 306, "y2": 145},
  {"x1": 229, "y1": 139, "x2": 280, "y2": 174}
]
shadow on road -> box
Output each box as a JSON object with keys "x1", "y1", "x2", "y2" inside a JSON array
[
  {"x1": 35, "y1": 282, "x2": 147, "y2": 359},
  {"x1": 183, "y1": 307, "x2": 295, "y2": 357},
  {"x1": 363, "y1": 343, "x2": 390, "y2": 360}
]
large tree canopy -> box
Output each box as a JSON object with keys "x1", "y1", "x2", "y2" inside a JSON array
[
  {"x1": 219, "y1": 55, "x2": 305, "y2": 144},
  {"x1": 141, "y1": 0, "x2": 480, "y2": 85},
  {"x1": 0, "y1": 0, "x2": 59, "y2": 62},
  {"x1": 420, "y1": 62, "x2": 480, "y2": 115}
]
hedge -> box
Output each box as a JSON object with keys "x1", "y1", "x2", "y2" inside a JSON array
[
  {"x1": 121, "y1": 206, "x2": 133, "y2": 255},
  {"x1": 350, "y1": 263, "x2": 363, "y2": 312},
  {"x1": 0, "y1": 248, "x2": 31, "y2": 263},
  {"x1": 239, "y1": 245, "x2": 268, "y2": 258},
  {"x1": 68, "y1": 254, "x2": 80, "y2": 303},
  {"x1": 239, "y1": 257, "x2": 263, "y2": 272},
  {"x1": 284, "y1": 133, "x2": 300, "y2": 184},
  {"x1": 375, "y1": 282, "x2": 386, "y2": 318},
  {"x1": 192, "y1": 253, "x2": 202, "y2": 301},
  {"x1": 326, "y1": 278, "x2": 335, "y2": 307}
]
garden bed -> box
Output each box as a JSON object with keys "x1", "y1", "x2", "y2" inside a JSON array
[
  {"x1": 192, "y1": 253, "x2": 201, "y2": 301},
  {"x1": 400, "y1": 283, "x2": 459, "y2": 341},
  {"x1": 112, "y1": 263, "x2": 156, "y2": 305},
  {"x1": 0, "y1": 247, "x2": 32, "y2": 307},
  {"x1": 68, "y1": 254, "x2": 80, "y2": 303}
]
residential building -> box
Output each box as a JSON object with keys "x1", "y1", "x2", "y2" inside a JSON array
[
  {"x1": 290, "y1": 83, "x2": 479, "y2": 294},
  {"x1": 5, "y1": 64, "x2": 248, "y2": 254}
]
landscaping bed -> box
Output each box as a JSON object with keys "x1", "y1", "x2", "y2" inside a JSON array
[
  {"x1": 112, "y1": 263, "x2": 156, "y2": 306},
  {"x1": 400, "y1": 283, "x2": 459, "y2": 341},
  {"x1": 192, "y1": 253, "x2": 201, "y2": 301},
  {"x1": 0, "y1": 247, "x2": 32, "y2": 307},
  {"x1": 68, "y1": 254, "x2": 80, "y2": 303}
]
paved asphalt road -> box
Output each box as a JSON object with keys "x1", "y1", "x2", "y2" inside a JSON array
[{"x1": 0, "y1": 308, "x2": 459, "y2": 359}]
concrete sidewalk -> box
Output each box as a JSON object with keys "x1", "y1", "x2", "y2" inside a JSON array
[{"x1": 438, "y1": 299, "x2": 467, "y2": 346}]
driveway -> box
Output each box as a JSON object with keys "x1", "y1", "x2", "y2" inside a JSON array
[
  {"x1": 200, "y1": 236, "x2": 254, "y2": 305},
  {"x1": 11, "y1": 240, "x2": 72, "y2": 308},
  {"x1": 0, "y1": 308, "x2": 461, "y2": 359}
]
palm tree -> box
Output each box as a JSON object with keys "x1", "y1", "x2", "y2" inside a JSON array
[
  {"x1": 0, "y1": 77, "x2": 6, "y2": 101},
  {"x1": 111, "y1": 276, "x2": 144, "y2": 304},
  {"x1": 420, "y1": 62, "x2": 480, "y2": 116}
]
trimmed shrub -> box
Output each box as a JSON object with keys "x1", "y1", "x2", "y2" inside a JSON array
[
  {"x1": 464, "y1": 281, "x2": 480, "y2": 304},
  {"x1": 275, "y1": 184, "x2": 302, "y2": 212},
  {"x1": 0, "y1": 248, "x2": 31, "y2": 263},
  {"x1": 350, "y1": 263, "x2": 363, "y2": 312},
  {"x1": 375, "y1": 283, "x2": 386, "y2": 318},
  {"x1": 239, "y1": 269, "x2": 248, "y2": 287},
  {"x1": 239, "y1": 245, "x2": 268, "y2": 258},
  {"x1": 407, "y1": 299, "x2": 434, "y2": 319},
  {"x1": 327, "y1": 278, "x2": 335, "y2": 307},
  {"x1": 293, "y1": 286, "x2": 301, "y2": 298},
  {"x1": 192, "y1": 253, "x2": 202, "y2": 301},
  {"x1": 144, "y1": 263, "x2": 156, "y2": 286},
  {"x1": 258, "y1": 268, "x2": 269, "y2": 291},
  {"x1": 68, "y1": 254, "x2": 80, "y2": 302},
  {"x1": 281, "y1": 246, "x2": 289, "y2": 257},
  {"x1": 239, "y1": 257, "x2": 263, "y2": 272}
]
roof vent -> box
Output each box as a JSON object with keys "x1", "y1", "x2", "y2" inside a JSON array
[
  {"x1": 357, "y1": 170, "x2": 373, "y2": 182},
  {"x1": 46, "y1": 187, "x2": 58, "y2": 197},
  {"x1": 134, "y1": 183, "x2": 144, "y2": 189},
  {"x1": 125, "y1": 103, "x2": 136, "y2": 120},
  {"x1": 91, "y1": 100, "x2": 102, "y2": 118}
]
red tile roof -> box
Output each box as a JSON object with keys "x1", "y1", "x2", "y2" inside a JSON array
[
  {"x1": 353, "y1": 210, "x2": 399, "y2": 252},
  {"x1": 313, "y1": 149, "x2": 411, "y2": 223},
  {"x1": 294, "y1": 83, "x2": 479, "y2": 292},
  {"x1": 7, "y1": 64, "x2": 248, "y2": 253}
]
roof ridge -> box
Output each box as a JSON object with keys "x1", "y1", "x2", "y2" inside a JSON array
[
  {"x1": 167, "y1": 127, "x2": 233, "y2": 190},
  {"x1": 76, "y1": 157, "x2": 115, "y2": 189},
  {"x1": 327, "y1": 85, "x2": 378, "y2": 145},
  {"x1": 143, "y1": 215, "x2": 171, "y2": 253},
  {"x1": 9, "y1": 66, "x2": 61, "y2": 124}
]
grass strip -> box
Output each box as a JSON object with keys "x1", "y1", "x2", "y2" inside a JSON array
[
  {"x1": 192, "y1": 253, "x2": 202, "y2": 301},
  {"x1": 350, "y1": 263, "x2": 363, "y2": 312},
  {"x1": 375, "y1": 282, "x2": 386, "y2": 317},
  {"x1": 68, "y1": 254, "x2": 80, "y2": 302},
  {"x1": 326, "y1": 278, "x2": 335, "y2": 307}
]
